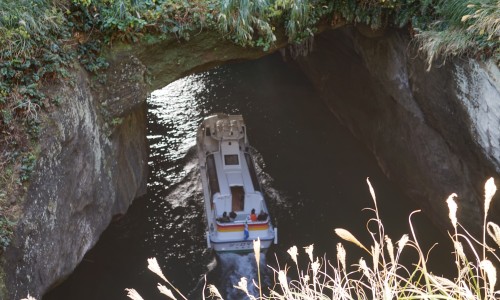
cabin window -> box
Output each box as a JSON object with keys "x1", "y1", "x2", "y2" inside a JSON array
[{"x1": 224, "y1": 154, "x2": 239, "y2": 165}]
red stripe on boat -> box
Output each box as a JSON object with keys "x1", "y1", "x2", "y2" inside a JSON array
[{"x1": 217, "y1": 221, "x2": 269, "y2": 232}]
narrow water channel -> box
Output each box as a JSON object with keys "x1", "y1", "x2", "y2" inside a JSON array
[{"x1": 44, "y1": 53, "x2": 452, "y2": 300}]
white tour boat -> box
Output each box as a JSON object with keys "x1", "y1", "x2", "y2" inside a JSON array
[{"x1": 197, "y1": 114, "x2": 277, "y2": 253}]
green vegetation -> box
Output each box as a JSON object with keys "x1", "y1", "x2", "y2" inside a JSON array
[
  {"x1": 0, "y1": 0, "x2": 72, "y2": 217},
  {"x1": 123, "y1": 178, "x2": 499, "y2": 300},
  {"x1": 1, "y1": 0, "x2": 498, "y2": 129},
  {"x1": 414, "y1": 0, "x2": 500, "y2": 68},
  {"x1": 0, "y1": 216, "x2": 15, "y2": 254},
  {"x1": 0, "y1": 0, "x2": 498, "y2": 252}
]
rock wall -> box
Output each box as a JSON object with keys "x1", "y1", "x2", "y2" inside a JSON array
[
  {"x1": 1, "y1": 31, "x2": 290, "y2": 299},
  {"x1": 2, "y1": 25, "x2": 499, "y2": 299},
  {"x1": 0, "y1": 28, "x2": 287, "y2": 298},
  {"x1": 2, "y1": 57, "x2": 149, "y2": 299},
  {"x1": 293, "y1": 27, "x2": 500, "y2": 235}
]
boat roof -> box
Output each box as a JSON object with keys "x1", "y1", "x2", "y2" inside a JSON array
[
  {"x1": 199, "y1": 114, "x2": 259, "y2": 196},
  {"x1": 212, "y1": 148, "x2": 257, "y2": 195},
  {"x1": 204, "y1": 114, "x2": 246, "y2": 141}
]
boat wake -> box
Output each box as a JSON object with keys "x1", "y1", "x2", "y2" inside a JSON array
[{"x1": 213, "y1": 253, "x2": 272, "y2": 300}]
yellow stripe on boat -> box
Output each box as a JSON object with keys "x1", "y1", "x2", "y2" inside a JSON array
[
  {"x1": 216, "y1": 222, "x2": 269, "y2": 232},
  {"x1": 249, "y1": 223, "x2": 269, "y2": 230},
  {"x1": 217, "y1": 224, "x2": 244, "y2": 232}
]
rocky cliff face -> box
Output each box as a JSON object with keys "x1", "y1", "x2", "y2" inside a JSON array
[
  {"x1": 2, "y1": 26, "x2": 499, "y2": 299},
  {"x1": 1, "y1": 32, "x2": 289, "y2": 299},
  {"x1": 293, "y1": 27, "x2": 500, "y2": 234},
  {"x1": 2, "y1": 57, "x2": 149, "y2": 299}
]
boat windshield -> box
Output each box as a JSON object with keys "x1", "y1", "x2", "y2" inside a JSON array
[{"x1": 224, "y1": 154, "x2": 239, "y2": 165}]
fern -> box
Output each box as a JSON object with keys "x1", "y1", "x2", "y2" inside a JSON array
[{"x1": 218, "y1": 0, "x2": 276, "y2": 47}]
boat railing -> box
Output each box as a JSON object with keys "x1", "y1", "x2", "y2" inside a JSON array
[
  {"x1": 211, "y1": 203, "x2": 218, "y2": 226},
  {"x1": 205, "y1": 154, "x2": 220, "y2": 200},
  {"x1": 244, "y1": 152, "x2": 261, "y2": 192},
  {"x1": 258, "y1": 199, "x2": 270, "y2": 214}
]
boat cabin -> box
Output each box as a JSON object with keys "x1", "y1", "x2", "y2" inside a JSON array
[
  {"x1": 203, "y1": 119, "x2": 266, "y2": 222},
  {"x1": 198, "y1": 114, "x2": 276, "y2": 252}
]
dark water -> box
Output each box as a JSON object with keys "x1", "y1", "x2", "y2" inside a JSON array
[{"x1": 44, "y1": 53, "x2": 452, "y2": 300}]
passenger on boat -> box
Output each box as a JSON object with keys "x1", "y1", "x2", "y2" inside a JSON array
[
  {"x1": 229, "y1": 211, "x2": 237, "y2": 220},
  {"x1": 218, "y1": 211, "x2": 231, "y2": 223},
  {"x1": 250, "y1": 209, "x2": 257, "y2": 222},
  {"x1": 257, "y1": 210, "x2": 268, "y2": 221}
]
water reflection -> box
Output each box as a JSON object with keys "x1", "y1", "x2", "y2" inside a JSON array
[{"x1": 147, "y1": 74, "x2": 206, "y2": 185}]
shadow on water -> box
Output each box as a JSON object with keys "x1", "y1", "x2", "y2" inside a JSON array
[{"x1": 44, "y1": 53, "x2": 454, "y2": 300}]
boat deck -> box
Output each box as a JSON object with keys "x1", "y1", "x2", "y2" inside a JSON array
[{"x1": 197, "y1": 114, "x2": 276, "y2": 252}]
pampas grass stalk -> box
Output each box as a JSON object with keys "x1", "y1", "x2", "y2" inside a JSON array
[
  {"x1": 157, "y1": 284, "x2": 177, "y2": 300},
  {"x1": 335, "y1": 228, "x2": 370, "y2": 254},
  {"x1": 481, "y1": 177, "x2": 497, "y2": 298},
  {"x1": 234, "y1": 277, "x2": 250, "y2": 297},
  {"x1": 130, "y1": 178, "x2": 499, "y2": 300},
  {"x1": 483, "y1": 178, "x2": 497, "y2": 260},
  {"x1": 304, "y1": 244, "x2": 314, "y2": 263},
  {"x1": 446, "y1": 193, "x2": 458, "y2": 232},
  {"x1": 126, "y1": 257, "x2": 188, "y2": 300},
  {"x1": 125, "y1": 288, "x2": 144, "y2": 300},
  {"x1": 336, "y1": 242, "x2": 347, "y2": 273},
  {"x1": 253, "y1": 237, "x2": 262, "y2": 300},
  {"x1": 147, "y1": 257, "x2": 188, "y2": 300},
  {"x1": 487, "y1": 222, "x2": 500, "y2": 248},
  {"x1": 208, "y1": 284, "x2": 224, "y2": 299}
]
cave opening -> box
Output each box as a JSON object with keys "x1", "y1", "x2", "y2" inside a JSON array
[{"x1": 43, "y1": 29, "x2": 458, "y2": 299}]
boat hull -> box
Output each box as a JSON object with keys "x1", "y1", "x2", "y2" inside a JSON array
[
  {"x1": 209, "y1": 237, "x2": 274, "y2": 253},
  {"x1": 197, "y1": 114, "x2": 277, "y2": 254}
]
